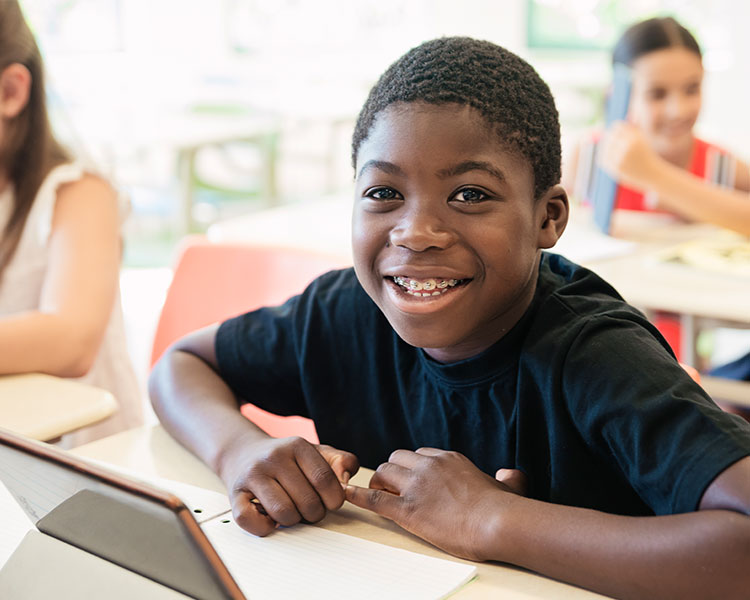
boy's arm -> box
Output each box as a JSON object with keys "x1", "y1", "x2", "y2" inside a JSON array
[
  {"x1": 346, "y1": 451, "x2": 750, "y2": 600},
  {"x1": 148, "y1": 325, "x2": 358, "y2": 536},
  {"x1": 600, "y1": 121, "x2": 750, "y2": 235}
]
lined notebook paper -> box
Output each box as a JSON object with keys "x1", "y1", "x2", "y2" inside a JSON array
[{"x1": 202, "y1": 517, "x2": 477, "y2": 600}]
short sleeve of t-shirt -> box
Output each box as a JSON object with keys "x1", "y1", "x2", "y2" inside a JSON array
[
  {"x1": 214, "y1": 268, "x2": 370, "y2": 420},
  {"x1": 215, "y1": 293, "x2": 308, "y2": 418},
  {"x1": 562, "y1": 313, "x2": 750, "y2": 515}
]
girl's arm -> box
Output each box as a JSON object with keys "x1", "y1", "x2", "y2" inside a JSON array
[
  {"x1": 0, "y1": 174, "x2": 120, "y2": 376},
  {"x1": 600, "y1": 121, "x2": 750, "y2": 235},
  {"x1": 346, "y1": 452, "x2": 750, "y2": 600}
]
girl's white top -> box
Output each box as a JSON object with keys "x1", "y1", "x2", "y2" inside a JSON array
[{"x1": 0, "y1": 162, "x2": 143, "y2": 446}]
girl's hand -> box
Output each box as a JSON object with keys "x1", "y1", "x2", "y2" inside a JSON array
[
  {"x1": 344, "y1": 448, "x2": 526, "y2": 561},
  {"x1": 599, "y1": 121, "x2": 663, "y2": 190},
  {"x1": 222, "y1": 435, "x2": 359, "y2": 536}
]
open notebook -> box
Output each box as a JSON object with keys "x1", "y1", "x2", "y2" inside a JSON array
[
  {"x1": 652, "y1": 234, "x2": 750, "y2": 279},
  {"x1": 0, "y1": 428, "x2": 476, "y2": 599}
]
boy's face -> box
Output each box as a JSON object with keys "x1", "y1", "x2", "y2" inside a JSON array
[{"x1": 352, "y1": 102, "x2": 567, "y2": 363}]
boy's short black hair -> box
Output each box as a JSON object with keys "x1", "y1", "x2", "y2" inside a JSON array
[{"x1": 351, "y1": 37, "x2": 561, "y2": 200}]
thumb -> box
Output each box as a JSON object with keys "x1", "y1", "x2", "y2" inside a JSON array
[
  {"x1": 316, "y1": 444, "x2": 360, "y2": 484},
  {"x1": 495, "y1": 468, "x2": 528, "y2": 496}
]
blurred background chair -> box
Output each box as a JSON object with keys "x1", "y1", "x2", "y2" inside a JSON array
[{"x1": 150, "y1": 236, "x2": 350, "y2": 443}]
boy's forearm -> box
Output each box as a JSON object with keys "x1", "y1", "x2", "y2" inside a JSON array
[
  {"x1": 491, "y1": 495, "x2": 750, "y2": 600},
  {"x1": 148, "y1": 349, "x2": 269, "y2": 486}
]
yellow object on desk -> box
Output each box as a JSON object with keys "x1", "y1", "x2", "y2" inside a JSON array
[
  {"x1": 654, "y1": 233, "x2": 750, "y2": 279},
  {"x1": 0, "y1": 373, "x2": 117, "y2": 441}
]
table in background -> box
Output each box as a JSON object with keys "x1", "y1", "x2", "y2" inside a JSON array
[
  {"x1": 0, "y1": 374, "x2": 117, "y2": 442},
  {"x1": 72, "y1": 425, "x2": 612, "y2": 600}
]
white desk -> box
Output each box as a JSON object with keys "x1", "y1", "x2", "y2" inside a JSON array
[
  {"x1": 72, "y1": 425, "x2": 612, "y2": 600},
  {"x1": 0, "y1": 374, "x2": 117, "y2": 442}
]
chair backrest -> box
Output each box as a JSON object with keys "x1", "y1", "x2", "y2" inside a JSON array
[{"x1": 151, "y1": 236, "x2": 350, "y2": 443}]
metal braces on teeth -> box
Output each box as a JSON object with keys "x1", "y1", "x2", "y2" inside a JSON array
[{"x1": 393, "y1": 276, "x2": 459, "y2": 291}]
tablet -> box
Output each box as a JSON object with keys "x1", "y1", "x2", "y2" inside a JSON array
[{"x1": 0, "y1": 427, "x2": 245, "y2": 600}]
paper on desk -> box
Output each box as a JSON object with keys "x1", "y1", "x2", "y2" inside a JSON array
[
  {"x1": 651, "y1": 235, "x2": 750, "y2": 279},
  {"x1": 202, "y1": 517, "x2": 477, "y2": 600},
  {"x1": 93, "y1": 461, "x2": 477, "y2": 599},
  {"x1": 85, "y1": 458, "x2": 231, "y2": 523}
]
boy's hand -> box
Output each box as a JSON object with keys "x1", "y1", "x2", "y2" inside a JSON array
[
  {"x1": 224, "y1": 436, "x2": 359, "y2": 537},
  {"x1": 344, "y1": 448, "x2": 526, "y2": 561}
]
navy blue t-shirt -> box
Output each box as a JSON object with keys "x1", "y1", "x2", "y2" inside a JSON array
[{"x1": 215, "y1": 253, "x2": 750, "y2": 517}]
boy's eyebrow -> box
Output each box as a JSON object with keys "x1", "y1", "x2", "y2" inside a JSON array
[
  {"x1": 357, "y1": 159, "x2": 507, "y2": 184},
  {"x1": 437, "y1": 161, "x2": 507, "y2": 183},
  {"x1": 357, "y1": 160, "x2": 406, "y2": 178}
]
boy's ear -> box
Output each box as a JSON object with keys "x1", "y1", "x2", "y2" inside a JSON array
[
  {"x1": 536, "y1": 184, "x2": 569, "y2": 249},
  {"x1": 0, "y1": 63, "x2": 32, "y2": 119}
]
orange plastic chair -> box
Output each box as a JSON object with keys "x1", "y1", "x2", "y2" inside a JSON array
[{"x1": 150, "y1": 235, "x2": 350, "y2": 443}]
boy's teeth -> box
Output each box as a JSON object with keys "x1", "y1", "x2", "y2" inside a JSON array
[{"x1": 392, "y1": 276, "x2": 460, "y2": 292}]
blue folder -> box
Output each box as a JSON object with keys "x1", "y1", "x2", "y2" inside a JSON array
[{"x1": 592, "y1": 64, "x2": 632, "y2": 234}]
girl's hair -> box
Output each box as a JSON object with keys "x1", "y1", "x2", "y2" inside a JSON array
[
  {"x1": 351, "y1": 37, "x2": 561, "y2": 200},
  {"x1": 0, "y1": 0, "x2": 70, "y2": 276},
  {"x1": 612, "y1": 17, "x2": 702, "y2": 67}
]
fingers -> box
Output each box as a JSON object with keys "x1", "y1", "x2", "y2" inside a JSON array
[
  {"x1": 231, "y1": 439, "x2": 361, "y2": 534},
  {"x1": 413, "y1": 447, "x2": 443, "y2": 457},
  {"x1": 387, "y1": 447, "x2": 438, "y2": 466},
  {"x1": 317, "y1": 444, "x2": 360, "y2": 484},
  {"x1": 369, "y1": 461, "x2": 410, "y2": 494},
  {"x1": 494, "y1": 468, "x2": 528, "y2": 496},
  {"x1": 344, "y1": 483, "x2": 401, "y2": 521},
  {"x1": 232, "y1": 488, "x2": 281, "y2": 537},
  {"x1": 294, "y1": 444, "x2": 350, "y2": 513}
]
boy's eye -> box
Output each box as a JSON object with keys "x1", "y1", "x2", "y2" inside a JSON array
[
  {"x1": 366, "y1": 187, "x2": 402, "y2": 200},
  {"x1": 450, "y1": 188, "x2": 489, "y2": 204}
]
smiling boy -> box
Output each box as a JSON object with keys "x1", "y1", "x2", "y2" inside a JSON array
[{"x1": 150, "y1": 38, "x2": 750, "y2": 599}]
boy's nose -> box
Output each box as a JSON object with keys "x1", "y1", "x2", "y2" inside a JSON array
[{"x1": 388, "y1": 206, "x2": 455, "y2": 252}]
